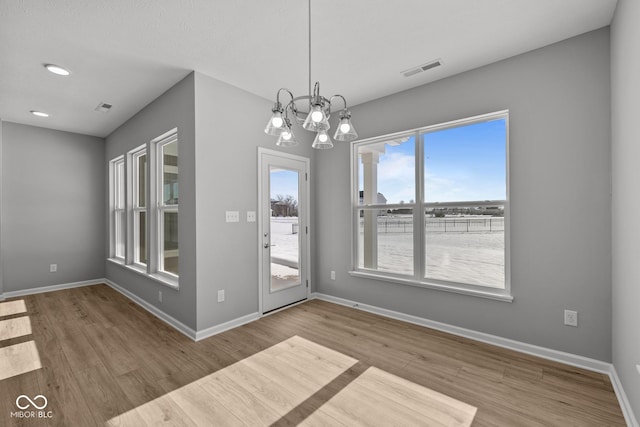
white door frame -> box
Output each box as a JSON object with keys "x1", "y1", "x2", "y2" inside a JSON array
[{"x1": 257, "y1": 147, "x2": 311, "y2": 315}]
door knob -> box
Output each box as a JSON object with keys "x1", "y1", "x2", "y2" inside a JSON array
[{"x1": 263, "y1": 243, "x2": 276, "y2": 249}]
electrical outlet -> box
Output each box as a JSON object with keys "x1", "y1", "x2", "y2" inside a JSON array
[
  {"x1": 247, "y1": 211, "x2": 256, "y2": 222},
  {"x1": 217, "y1": 290, "x2": 225, "y2": 303},
  {"x1": 330, "y1": 271, "x2": 336, "y2": 280},
  {"x1": 564, "y1": 309, "x2": 578, "y2": 327},
  {"x1": 49, "y1": 264, "x2": 57, "y2": 273},
  {"x1": 158, "y1": 291, "x2": 162, "y2": 303}
]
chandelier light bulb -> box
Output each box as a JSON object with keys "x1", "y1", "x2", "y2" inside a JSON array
[
  {"x1": 340, "y1": 122, "x2": 351, "y2": 133},
  {"x1": 318, "y1": 132, "x2": 328, "y2": 143},
  {"x1": 281, "y1": 131, "x2": 292, "y2": 141},
  {"x1": 271, "y1": 116, "x2": 284, "y2": 128},
  {"x1": 311, "y1": 110, "x2": 323, "y2": 123}
]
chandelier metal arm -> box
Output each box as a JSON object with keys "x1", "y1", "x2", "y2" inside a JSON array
[
  {"x1": 273, "y1": 88, "x2": 295, "y2": 112},
  {"x1": 330, "y1": 94, "x2": 348, "y2": 110}
]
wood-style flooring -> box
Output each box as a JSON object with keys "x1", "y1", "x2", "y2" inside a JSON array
[{"x1": 0, "y1": 284, "x2": 627, "y2": 426}]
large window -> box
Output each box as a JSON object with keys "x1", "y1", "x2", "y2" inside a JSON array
[
  {"x1": 352, "y1": 111, "x2": 510, "y2": 300},
  {"x1": 109, "y1": 156, "x2": 125, "y2": 260},
  {"x1": 108, "y1": 128, "x2": 179, "y2": 288}
]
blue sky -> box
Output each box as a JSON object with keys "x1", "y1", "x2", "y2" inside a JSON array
[
  {"x1": 361, "y1": 118, "x2": 507, "y2": 204},
  {"x1": 270, "y1": 168, "x2": 299, "y2": 201}
]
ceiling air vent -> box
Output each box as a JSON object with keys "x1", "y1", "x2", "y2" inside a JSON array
[
  {"x1": 94, "y1": 102, "x2": 113, "y2": 113},
  {"x1": 402, "y1": 59, "x2": 442, "y2": 78}
]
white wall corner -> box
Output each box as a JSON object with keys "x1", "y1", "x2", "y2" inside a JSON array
[
  {"x1": 104, "y1": 279, "x2": 197, "y2": 341},
  {"x1": 609, "y1": 365, "x2": 640, "y2": 427},
  {"x1": 195, "y1": 312, "x2": 261, "y2": 341}
]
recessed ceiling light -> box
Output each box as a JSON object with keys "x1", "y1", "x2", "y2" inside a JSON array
[
  {"x1": 44, "y1": 64, "x2": 70, "y2": 76},
  {"x1": 30, "y1": 110, "x2": 49, "y2": 117}
]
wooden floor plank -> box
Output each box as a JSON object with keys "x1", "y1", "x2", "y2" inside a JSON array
[{"x1": 0, "y1": 285, "x2": 626, "y2": 426}]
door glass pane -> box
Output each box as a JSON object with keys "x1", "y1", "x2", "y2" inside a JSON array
[
  {"x1": 270, "y1": 167, "x2": 300, "y2": 292},
  {"x1": 163, "y1": 211, "x2": 179, "y2": 275},
  {"x1": 162, "y1": 140, "x2": 178, "y2": 205}
]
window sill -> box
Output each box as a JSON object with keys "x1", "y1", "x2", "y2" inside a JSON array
[
  {"x1": 348, "y1": 270, "x2": 513, "y2": 303},
  {"x1": 107, "y1": 258, "x2": 179, "y2": 290}
]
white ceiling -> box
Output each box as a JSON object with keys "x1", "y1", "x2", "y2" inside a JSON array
[{"x1": 0, "y1": 0, "x2": 617, "y2": 138}]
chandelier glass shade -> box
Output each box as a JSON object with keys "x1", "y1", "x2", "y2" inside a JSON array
[{"x1": 264, "y1": 0, "x2": 357, "y2": 149}]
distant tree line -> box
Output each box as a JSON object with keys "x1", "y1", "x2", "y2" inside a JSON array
[{"x1": 271, "y1": 194, "x2": 298, "y2": 217}]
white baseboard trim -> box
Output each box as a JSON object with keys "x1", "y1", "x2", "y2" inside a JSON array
[
  {"x1": 609, "y1": 365, "x2": 639, "y2": 427},
  {"x1": 312, "y1": 292, "x2": 638, "y2": 426},
  {"x1": 1, "y1": 279, "x2": 103, "y2": 299},
  {"x1": 104, "y1": 279, "x2": 197, "y2": 341},
  {"x1": 195, "y1": 312, "x2": 261, "y2": 341},
  {"x1": 104, "y1": 279, "x2": 261, "y2": 343},
  {"x1": 313, "y1": 292, "x2": 611, "y2": 372}
]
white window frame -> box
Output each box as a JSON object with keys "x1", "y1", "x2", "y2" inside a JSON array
[
  {"x1": 110, "y1": 130, "x2": 179, "y2": 289},
  {"x1": 109, "y1": 156, "x2": 125, "y2": 262},
  {"x1": 350, "y1": 110, "x2": 512, "y2": 302},
  {"x1": 129, "y1": 145, "x2": 148, "y2": 268},
  {"x1": 153, "y1": 130, "x2": 179, "y2": 280}
]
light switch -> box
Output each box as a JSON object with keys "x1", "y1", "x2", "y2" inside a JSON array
[{"x1": 225, "y1": 211, "x2": 240, "y2": 223}]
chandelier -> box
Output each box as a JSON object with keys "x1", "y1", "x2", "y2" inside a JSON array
[{"x1": 264, "y1": 0, "x2": 358, "y2": 149}]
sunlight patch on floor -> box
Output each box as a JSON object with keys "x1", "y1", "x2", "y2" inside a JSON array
[
  {"x1": 107, "y1": 336, "x2": 358, "y2": 426},
  {"x1": 0, "y1": 300, "x2": 27, "y2": 317},
  {"x1": 0, "y1": 340, "x2": 42, "y2": 381},
  {"x1": 107, "y1": 335, "x2": 478, "y2": 426},
  {"x1": 301, "y1": 366, "x2": 477, "y2": 427},
  {"x1": 0, "y1": 316, "x2": 33, "y2": 341},
  {"x1": 0, "y1": 300, "x2": 43, "y2": 381}
]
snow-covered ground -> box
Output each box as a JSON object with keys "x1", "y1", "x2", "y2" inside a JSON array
[
  {"x1": 269, "y1": 218, "x2": 300, "y2": 290},
  {"x1": 358, "y1": 216, "x2": 505, "y2": 288},
  {"x1": 359, "y1": 232, "x2": 504, "y2": 288},
  {"x1": 269, "y1": 216, "x2": 505, "y2": 290}
]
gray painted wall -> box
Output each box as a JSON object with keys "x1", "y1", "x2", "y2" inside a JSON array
[
  {"x1": 193, "y1": 72, "x2": 317, "y2": 331},
  {"x1": 0, "y1": 120, "x2": 3, "y2": 297},
  {"x1": 611, "y1": 0, "x2": 640, "y2": 418},
  {"x1": 105, "y1": 73, "x2": 198, "y2": 330},
  {"x1": 315, "y1": 28, "x2": 612, "y2": 361},
  {"x1": 2, "y1": 122, "x2": 105, "y2": 291}
]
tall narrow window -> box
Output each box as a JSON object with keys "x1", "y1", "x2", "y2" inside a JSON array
[
  {"x1": 352, "y1": 111, "x2": 510, "y2": 299},
  {"x1": 155, "y1": 132, "x2": 178, "y2": 277},
  {"x1": 132, "y1": 148, "x2": 147, "y2": 266},
  {"x1": 110, "y1": 156, "x2": 125, "y2": 260}
]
